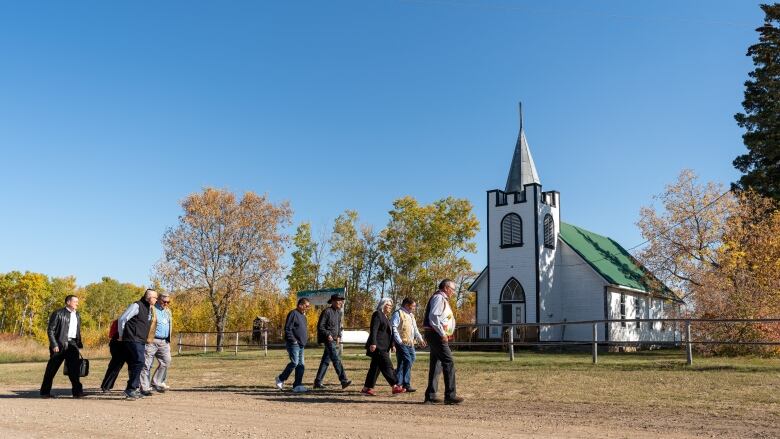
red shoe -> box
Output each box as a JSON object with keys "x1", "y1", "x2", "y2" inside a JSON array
[
  {"x1": 392, "y1": 385, "x2": 407, "y2": 395},
  {"x1": 361, "y1": 387, "x2": 377, "y2": 396}
]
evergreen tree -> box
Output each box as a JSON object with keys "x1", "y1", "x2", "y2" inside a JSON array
[{"x1": 733, "y1": 4, "x2": 780, "y2": 199}]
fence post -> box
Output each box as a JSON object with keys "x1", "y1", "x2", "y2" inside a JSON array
[
  {"x1": 235, "y1": 332, "x2": 239, "y2": 355},
  {"x1": 263, "y1": 329, "x2": 268, "y2": 357},
  {"x1": 177, "y1": 333, "x2": 183, "y2": 355},
  {"x1": 203, "y1": 333, "x2": 207, "y2": 353},
  {"x1": 508, "y1": 326, "x2": 515, "y2": 361},
  {"x1": 592, "y1": 323, "x2": 598, "y2": 364},
  {"x1": 686, "y1": 320, "x2": 693, "y2": 366}
]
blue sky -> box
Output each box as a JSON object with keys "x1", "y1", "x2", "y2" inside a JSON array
[{"x1": 0, "y1": 1, "x2": 764, "y2": 286}]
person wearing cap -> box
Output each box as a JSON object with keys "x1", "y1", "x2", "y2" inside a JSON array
[
  {"x1": 275, "y1": 298, "x2": 310, "y2": 393},
  {"x1": 313, "y1": 294, "x2": 352, "y2": 389},
  {"x1": 422, "y1": 279, "x2": 463, "y2": 404},
  {"x1": 361, "y1": 297, "x2": 406, "y2": 396},
  {"x1": 118, "y1": 288, "x2": 158, "y2": 400},
  {"x1": 140, "y1": 292, "x2": 173, "y2": 394}
]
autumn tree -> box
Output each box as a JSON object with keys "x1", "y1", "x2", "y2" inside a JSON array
[
  {"x1": 635, "y1": 170, "x2": 736, "y2": 302},
  {"x1": 695, "y1": 191, "x2": 780, "y2": 355},
  {"x1": 324, "y1": 211, "x2": 380, "y2": 327},
  {"x1": 158, "y1": 188, "x2": 292, "y2": 350},
  {"x1": 733, "y1": 4, "x2": 780, "y2": 200},
  {"x1": 379, "y1": 196, "x2": 479, "y2": 318},
  {"x1": 81, "y1": 277, "x2": 144, "y2": 332}
]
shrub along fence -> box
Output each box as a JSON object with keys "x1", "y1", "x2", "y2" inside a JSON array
[{"x1": 176, "y1": 318, "x2": 780, "y2": 364}]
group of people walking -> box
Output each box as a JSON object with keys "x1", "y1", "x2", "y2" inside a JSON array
[
  {"x1": 40, "y1": 289, "x2": 173, "y2": 401},
  {"x1": 39, "y1": 280, "x2": 463, "y2": 405},
  {"x1": 275, "y1": 279, "x2": 463, "y2": 404}
]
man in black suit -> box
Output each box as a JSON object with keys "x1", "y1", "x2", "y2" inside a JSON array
[{"x1": 40, "y1": 295, "x2": 85, "y2": 398}]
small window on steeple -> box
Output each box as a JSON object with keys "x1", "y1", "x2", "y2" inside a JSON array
[
  {"x1": 501, "y1": 214, "x2": 523, "y2": 248},
  {"x1": 544, "y1": 214, "x2": 555, "y2": 249}
]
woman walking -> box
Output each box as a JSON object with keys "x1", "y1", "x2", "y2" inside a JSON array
[{"x1": 361, "y1": 298, "x2": 406, "y2": 396}]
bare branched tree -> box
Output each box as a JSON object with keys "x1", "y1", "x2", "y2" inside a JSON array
[{"x1": 157, "y1": 188, "x2": 291, "y2": 350}]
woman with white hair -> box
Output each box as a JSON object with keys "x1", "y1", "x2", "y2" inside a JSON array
[{"x1": 361, "y1": 298, "x2": 406, "y2": 396}]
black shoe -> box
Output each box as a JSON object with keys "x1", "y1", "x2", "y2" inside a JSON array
[
  {"x1": 313, "y1": 383, "x2": 327, "y2": 390},
  {"x1": 73, "y1": 392, "x2": 87, "y2": 399},
  {"x1": 444, "y1": 396, "x2": 464, "y2": 405},
  {"x1": 423, "y1": 397, "x2": 442, "y2": 404},
  {"x1": 100, "y1": 387, "x2": 110, "y2": 393},
  {"x1": 404, "y1": 386, "x2": 417, "y2": 393},
  {"x1": 140, "y1": 390, "x2": 154, "y2": 397},
  {"x1": 341, "y1": 380, "x2": 352, "y2": 389},
  {"x1": 124, "y1": 390, "x2": 140, "y2": 400}
]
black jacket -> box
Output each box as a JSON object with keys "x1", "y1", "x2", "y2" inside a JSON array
[
  {"x1": 366, "y1": 311, "x2": 392, "y2": 354},
  {"x1": 317, "y1": 307, "x2": 342, "y2": 344},
  {"x1": 47, "y1": 307, "x2": 82, "y2": 351},
  {"x1": 122, "y1": 298, "x2": 155, "y2": 343}
]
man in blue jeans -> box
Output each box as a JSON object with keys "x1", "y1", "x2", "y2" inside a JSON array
[
  {"x1": 276, "y1": 298, "x2": 310, "y2": 393},
  {"x1": 391, "y1": 297, "x2": 426, "y2": 392},
  {"x1": 313, "y1": 294, "x2": 352, "y2": 390}
]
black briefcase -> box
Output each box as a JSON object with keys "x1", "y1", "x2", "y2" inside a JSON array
[{"x1": 63, "y1": 355, "x2": 90, "y2": 377}]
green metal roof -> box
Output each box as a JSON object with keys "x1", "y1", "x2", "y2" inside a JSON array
[{"x1": 559, "y1": 222, "x2": 675, "y2": 299}]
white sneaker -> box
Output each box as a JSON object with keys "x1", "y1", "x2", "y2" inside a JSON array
[
  {"x1": 275, "y1": 376, "x2": 284, "y2": 390},
  {"x1": 292, "y1": 385, "x2": 308, "y2": 393}
]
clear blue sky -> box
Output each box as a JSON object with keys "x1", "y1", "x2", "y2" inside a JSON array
[{"x1": 0, "y1": 1, "x2": 764, "y2": 287}]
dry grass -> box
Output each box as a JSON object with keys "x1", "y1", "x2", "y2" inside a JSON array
[
  {"x1": 1, "y1": 347, "x2": 779, "y2": 437},
  {"x1": 2, "y1": 346, "x2": 778, "y2": 417}
]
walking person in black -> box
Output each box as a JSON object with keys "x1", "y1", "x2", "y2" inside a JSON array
[
  {"x1": 361, "y1": 298, "x2": 406, "y2": 396},
  {"x1": 313, "y1": 294, "x2": 351, "y2": 389},
  {"x1": 40, "y1": 295, "x2": 85, "y2": 398},
  {"x1": 423, "y1": 279, "x2": 463, "y2": 404},
  {"x1": 100, "y1": 319, "x2": 127, "y2": 392},
  {"x1": 117, "y1": 289, "x2": 158, "y2": 400}
]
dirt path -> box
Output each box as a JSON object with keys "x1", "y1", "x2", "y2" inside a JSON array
[{"x1": 1, "y1": 385, "x2": 775, "y2": 439}]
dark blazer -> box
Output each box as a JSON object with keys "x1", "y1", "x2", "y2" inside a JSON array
[
  {"x1": 366, "y1": 310, "x2": 393, "y2": 354},
  {"x1": 47, "y1": 307, "x2": 83, "y2": 351}
]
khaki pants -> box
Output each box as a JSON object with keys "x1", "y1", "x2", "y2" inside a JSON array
[{"x1": 140, "y1": 339, "x2": 171, "y2": 391}]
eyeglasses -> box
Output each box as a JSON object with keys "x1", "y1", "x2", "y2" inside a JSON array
[{"x1": 162, "y1": 301, "x2": 171, "y2": 305}]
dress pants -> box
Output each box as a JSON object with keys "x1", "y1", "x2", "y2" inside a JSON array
[
  {"x1": 424, "y1": 329, "x2": 457, "y2": 400},
  {"x1": 40, "y1": 342, "x2": 82, "y2": 396},
  {"x1": 101, "y1": 338, "x2": 127, "y2": 391},
  {"x1": 363, "y1": 349, "x2": 397, "y2": 388}
]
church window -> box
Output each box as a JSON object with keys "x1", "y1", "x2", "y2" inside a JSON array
[
  {"x1": 500, "y1": 278, "x2": 525, "y2": 302},
  {"x1": 544, "y1": 214, "x2": 555, "y2": 249},
  {"x1": 619, "y1": 293, "x2": 626, "y2": 327},
  {"x1": 635, "y1": 296, "x2": 642, "y2": 330},
  {"x1": 501, "y1": 214, "x2": 523, "y2": 247}
]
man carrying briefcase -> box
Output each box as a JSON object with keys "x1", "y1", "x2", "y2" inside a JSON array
[{"x1": 40, "y1": 295, "x2": 86, "y2": 399}]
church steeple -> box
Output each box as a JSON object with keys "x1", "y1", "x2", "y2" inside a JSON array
[{"x1": 505, "y1": 102, "x2": 541, "y2": 192}]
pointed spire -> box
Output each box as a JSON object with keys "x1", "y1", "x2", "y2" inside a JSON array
[{"x1": 505, "y1": 102, "x2": 541, "y2": 192}]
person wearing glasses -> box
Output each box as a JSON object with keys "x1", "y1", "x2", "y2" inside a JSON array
[
  {"x1": 140, "y1": 292, "x2": 173, "y2": 395},
  {"x1": 275, "y1": 298, "x2": 310, "y2": 393},
  {"x1": 422, "y1": 279, "x2": 463, "y2": 404}
]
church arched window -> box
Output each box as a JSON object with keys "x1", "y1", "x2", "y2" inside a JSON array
[
  {"x1": 500, "y1": 278, "x2": 525, "y2": 302},
  {"x1": 544, "y1": 214, "x2": 555, "y2": 249},
  {"x1": 501, "y1": 213, "x2": 523, "y2": 247}
]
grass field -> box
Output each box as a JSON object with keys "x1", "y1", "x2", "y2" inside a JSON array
[{"x1": 1, "y1": 347, "x2": 779, "y2": 438}]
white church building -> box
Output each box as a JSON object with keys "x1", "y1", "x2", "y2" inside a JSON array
[{"x1": 469, "y1": 105, "x2": 682, "y2": 345}]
